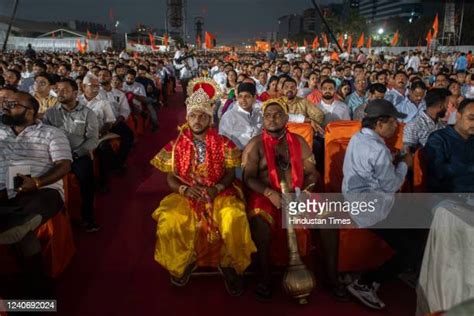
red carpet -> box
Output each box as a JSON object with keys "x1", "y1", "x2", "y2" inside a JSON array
[{"x1": 50, "y1": 90, "x2": 416, "y2": 316}]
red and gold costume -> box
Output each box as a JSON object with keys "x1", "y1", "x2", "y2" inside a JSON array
[
  {"x1": 246, "y1": 99, "x2": 310, "y2": 265},
  {"x1": 151, "y1": 82, "x2": 256, "y2": 278}
]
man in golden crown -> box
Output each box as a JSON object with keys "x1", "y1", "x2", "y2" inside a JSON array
[{"x1": 150, "y1": 78, "x2": 256, "y2": 296}]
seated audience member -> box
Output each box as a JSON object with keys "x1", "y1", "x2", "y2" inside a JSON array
[
  {"x1": 353, "y1": 83, "x2": 387, "y2": 121},
  {"x1": 342, "y1": 99, "x2": 419, "y2": 310},
  {"x1": 219, "y1": 82, "x2": 263, "y2": 149},
  {"x1": 403, "y1": 88, "x2": 450, "y2": 152},
  {"x1": 317, "y1": 79, "x2": 351, "y2": 127},
  {"x1": 33, "y1": 72, "x2": 58, "y2": 117},
  {"x1": 0, "y1": 91, "x2": 71, "y2": 295},
  {"x1": 396, "y1": 80, "x2": 427, "y2": 123},
  {"x1": 43, "y1": 78, "x2": 101, "y2": 232},
  {"x1": 79, "y1": 74, "x2": 117, "y2": 192},
  {"x1": 122, "y1": 69, "x2": 159, "y2": 131},
  {"x1": 98, "y1": 69, "x2": 134, "y2": 171},
  {"x1": 345, "y1": 74, "x2": 368, "y2": 116},
  {"x1": 425, "y1": 98, "x2": 474, "y2": 193}
]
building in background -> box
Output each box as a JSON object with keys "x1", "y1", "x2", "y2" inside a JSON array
[
  {"x1": 277, "y1": 14, "x2": 302, "y2": 40},
  {"x1": 303, "y1": 9, "x2": 316, "y2": 34},
  {"x1": 358, "y1": 0, "x2": 422, "y2": 23}
]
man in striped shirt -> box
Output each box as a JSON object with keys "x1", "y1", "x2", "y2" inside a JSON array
[{"x1": 0, "y1": 91, "x2": 71, "y2": 295}]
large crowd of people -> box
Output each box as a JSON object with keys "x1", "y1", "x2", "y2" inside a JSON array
[{"x1": 0, "y1": 44, "x2": 473, "y2": 312}]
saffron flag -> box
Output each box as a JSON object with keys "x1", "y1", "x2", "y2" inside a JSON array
[
  {"x1": 356, "y1": 33, "x2": 364, "y2": 48},
  {"x1": 322, "y1": 33, "x2": 329, "y2": 48},
  {"x1": 196, "y1": 34, "x2": 201, "y2": 48},
  {"x1": 205, "y1": 31, "x2": 216, "y2": 49},
  {"x1": 163, "y1": 33, "x2": 169, "y2": 46},
  {"x1": 148, "y1": 33, "x2": 156, "y2": 49},
  {"x1": 390, "y1": 30, "x2": 399, "y2": 47},
  {"x1": 312, "y1": 36, "x2": 319, "y2": 49},
  {"x1": 86, "y1": 29, "x2": 92, "y2": 40},
  {"x1": 366, "y1": 36, "x2": 372, "y2": 49},
  {"x1": 347, "y1": 35, "x2": 352, "y2": 53},
  {"x1": 432, "y1": 13, "x2": 439, "y2": 38},
  {"x1": 108, "y1": 8, "x2": 114, "y2": 22},
  {"x1": 338, "y1": 34, "x2": 344, "y2": 48},
  {"x1": 426, "y1": 29, "x2": 432, "y2": 47}
]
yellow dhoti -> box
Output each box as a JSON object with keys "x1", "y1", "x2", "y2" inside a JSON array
[{"x1": 152, "y1": 193, "x2": 256, "y2": 278}]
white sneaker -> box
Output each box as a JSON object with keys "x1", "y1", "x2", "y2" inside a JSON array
[
  {"x1": 347, "y1": 279, "x2": 386, "y2": 310},
  {"x1": 0, "y1": 214, "x2": 42, "y2": 245}
]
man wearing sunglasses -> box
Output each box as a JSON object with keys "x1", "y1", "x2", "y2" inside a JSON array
[{"x1": 0, "y1": 90, "x2": 72, "y2": 297}]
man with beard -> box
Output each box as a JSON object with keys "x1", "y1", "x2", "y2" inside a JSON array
[
  {"x1": 43, "y1": 78, "x2": 100, "y2": 232},
  {"x1": 317, "y1": 79, "x2": 351, "y2": 127},
  {"x1": 98, "y1": 69, "x2": 134, "y2": 171},
  {"x1": 385, "y1": 71, "x2": 408, "y2": 106},
  {"x1": 150, "y1": 85, "x2": 256, "y2": 296},
  {"x1": 281, "y1": 78, "x2": 324, "y2": 133},
  {"x1": 425, "y1": 98, "x2": 474, "y2": 193},
  {"x1": 242, "y1": 99, "x2": 342, "y2": 300},
  {"x1": 122, "y1": 69, "x2": 158, "y2": 132},
  {"x1": 403, "y1": 88, "x2": 450, "y2": 152},
  {"x1": 396, "y1": 80, "x2": 427, "y2": 123},
  {"x1": 0, "y1": 91, "x2": 71, "y2": 295}
]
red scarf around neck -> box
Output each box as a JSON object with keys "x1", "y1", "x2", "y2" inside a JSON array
[{"x1": 262, "y1": 128, "x2": 304, "y2": 191}]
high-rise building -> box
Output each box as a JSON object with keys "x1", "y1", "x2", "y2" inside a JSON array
[
  {"x1": 358, "y1": 0, "x2": 422, "y2": 22},
  {"x1": 303, "y1": 9, "x2": 316, "y2": 34},
  {"x1": 277, "y1": 14, "x2": 302, "y2": 40}
]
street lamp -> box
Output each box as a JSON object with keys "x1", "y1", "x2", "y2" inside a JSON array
[{"x1": 377, "y1": 28, "x2": 384, "y2": 35}]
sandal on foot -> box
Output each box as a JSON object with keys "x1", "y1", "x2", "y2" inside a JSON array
[{"x1": 170, "y1": 262, "x2": 197, "y2": 287}]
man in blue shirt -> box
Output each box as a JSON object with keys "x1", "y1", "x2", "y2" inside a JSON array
[
  {"x1": 343, "y1": 99, "x2": 416, "y2": 310},
  {"x1": 425, "y1": 98, "x2": 474, "y2": 193},
  {"x1": 396, "y1": 80, "x2": 427, "y2": 123},
  {"x1": 454, "y1": 53, "x2": 468, "y2": 72}
]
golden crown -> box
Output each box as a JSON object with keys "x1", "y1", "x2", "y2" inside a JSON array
[{"x1": 185, "y1": 88, "x2": 214, "y2": 117}]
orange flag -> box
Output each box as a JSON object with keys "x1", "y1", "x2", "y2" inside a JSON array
[
  {"x1": 312, "y1": 36, "x2": 319, "y2": 49},
  {"x1": 148, "y1": 33, "x2": 156, "y2": 49},
  {"x1": 347, "y1": 35, "x2": 353, "y2": 53},
  {"x1": 163, "y1": 33, "x2": 169, "y2": 46},
  {"x1": 322, "y1": 33, "x2": 329, "y2": 48},
  {"x1": 367, "y1": 36, "x2": 372, "y2": 49},
  {"x1": 432, "y1": 13, "x2": 439, "y2": 38},
  {"x1": 293, "y1": 41, "x2": 298, "y2": 50},
  {"x1": 338, "y1": 34, "x2": 344, "y2": 48},
  {"x1": 205, "y1": 31, "x2": 215, "y2": 49},
  {"x1": 196, "y1": 34, "x2": 201, "y2": 48},
  {"x1": 86, "y1": 29, "x2": 92, "y2": 40},
  {"x1": 356, "y1": 33, "x2": 364, "y2": 48},
  {"x1": 390, "y1": 30, "x2": 399, "y2": 47},
  {"x1": 426, "y1": 29, "x2": 432, "y2": 47}
]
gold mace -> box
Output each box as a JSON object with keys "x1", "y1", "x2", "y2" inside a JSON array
[{"x1": 281, "y1": 180, "x2": 316, "y2": 305}]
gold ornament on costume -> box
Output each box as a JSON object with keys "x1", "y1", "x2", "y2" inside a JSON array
[
  {"x1": 262, "y1": 98, "x2": 289, "y2": 114},
  {"x1": 187, "y1": 77, "x2": 222, "y2": 102},
  {"x1": 185, "y1": 87, "x2": 214, "y2": 117}
]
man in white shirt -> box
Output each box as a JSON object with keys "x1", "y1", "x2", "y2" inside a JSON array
[
  {"x1": 173, "y1": 45, "x2": 198, "y2": 96},
  {"x1": 219, "y1": 83, "x2": 263, "y2": 150},
  {"x1": 317, "y1": 79, "x2": 351, "y2": 127},
  {"x1": 406, "y1": 51, "x2": 421, "y2": 73},
  {"x1": 79, "y1": 74, "x2": 117, "y2": 191},
  {"x1": 122, "y1": 69, "x2": 158, "y2": 131},
  {"x1": 98, "y1": 69, "x2": 134, "y2": 171}
]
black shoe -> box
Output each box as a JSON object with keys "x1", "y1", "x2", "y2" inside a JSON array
[
  {"x1": 84, "y1": 221, "x2": 101, "y2": 233},
  {"x1": 170, "y1": 262, "x2": 196, "y2": 287},
  {"x1": 347, "y1": 279, "x2": 385, "y2": 310},
  {"x1": 218, "y1": 267, "x2": 245, "y2": 297},
  {"x1": 255, "y1": 281, "x2": 273, "y2": 301}
]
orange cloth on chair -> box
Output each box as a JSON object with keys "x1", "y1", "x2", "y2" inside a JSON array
[
  {"x1": 36, "y1": 211, "x2": 76, "y2": 278},
  {"x1": 287, "y1": 122, "x2": 313, "y2": 149},
  {"x1": 413, "y1": 148, "x2": 427, "y2": 193},
  {"x1": 324, "y1": 120, "x2": 403, "y2": 272}
]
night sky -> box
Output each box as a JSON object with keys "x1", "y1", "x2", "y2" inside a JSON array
[{"x1": 0, "y1": 0, "x2": 340, "y2": 44}]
